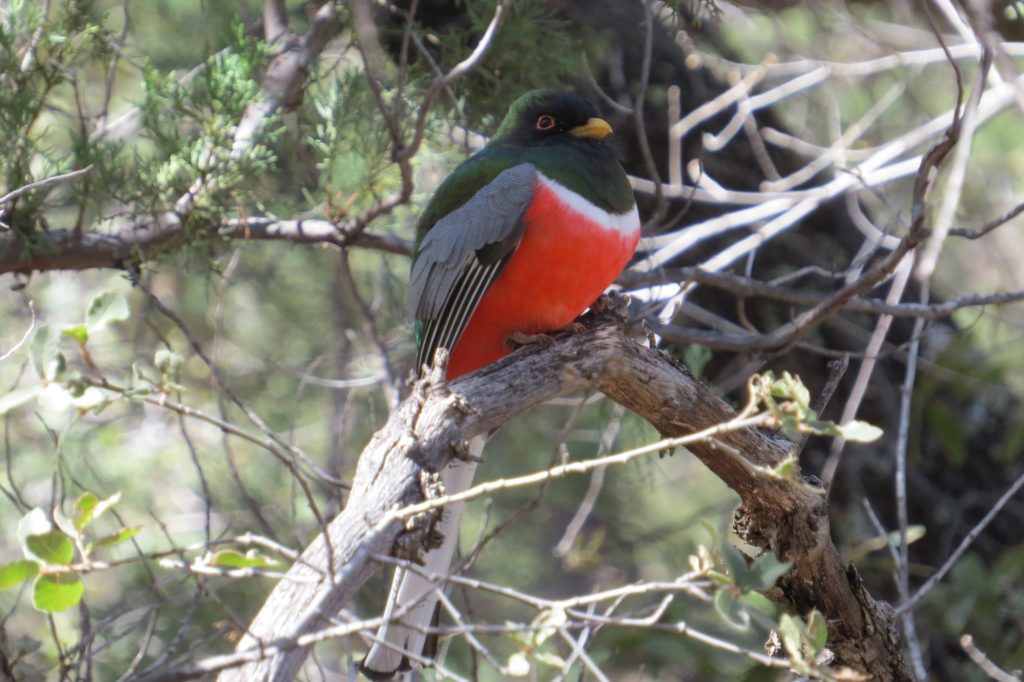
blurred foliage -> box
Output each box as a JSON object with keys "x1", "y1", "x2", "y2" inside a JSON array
[{"x1": 0, "y1": 0, "x2": 1023, "y2": 680}]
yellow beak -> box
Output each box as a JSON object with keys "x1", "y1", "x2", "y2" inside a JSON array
[{"x1": 570, "y1": 117, "x2": 613, "y2": 140}]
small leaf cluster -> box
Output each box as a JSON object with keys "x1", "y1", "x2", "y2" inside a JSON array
[
  {"x1": 1, "y1": 289, "x2": 192, "y2": 421},
  {"x1": 749, "y1": 371, "x2": 883, "y2": 444},
  {"x1": 1, "y1": 290, "x2": 130, "y2": 417},
  {"x1": 701, "y1": 524, "x2": 848, "y2": 679},
  {"x1": 701, "y1": 522, "x2": 793, "y2": 634},
  {"x1": 506, "y1": 607, "x2": 571, "y2": 677},
  {"x1": 0, "y1": 493, "x2": 138, "y2": 613}
]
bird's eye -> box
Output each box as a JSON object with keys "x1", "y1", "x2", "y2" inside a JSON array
[{"x1": 536, "y1": 114, "x2": 557, "y2": 131}]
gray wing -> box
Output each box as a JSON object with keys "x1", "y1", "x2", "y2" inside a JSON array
[{"x1": 410, "y1": 163, "x2": 537, "y2": 375}]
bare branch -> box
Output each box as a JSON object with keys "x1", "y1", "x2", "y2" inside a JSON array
[
  {"x1": 960, "y1": 635, "x2": 1023, "y2": 682},
  {"x1": 0, "y1": 215, "x2": 411, "y2": 275}
]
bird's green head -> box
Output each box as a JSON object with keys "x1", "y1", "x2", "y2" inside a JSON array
[{"x1": 492, "y1": 90, "x2": 613, "y2": 145}]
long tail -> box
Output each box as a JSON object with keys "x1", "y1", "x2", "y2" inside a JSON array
[{"x1": 360, "y1": 435, "x2": 485, "y2": 679}]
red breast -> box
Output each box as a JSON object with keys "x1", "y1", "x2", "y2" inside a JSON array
[{"x1": 447, "y1": 176, "x2": 640, "y2": 379}]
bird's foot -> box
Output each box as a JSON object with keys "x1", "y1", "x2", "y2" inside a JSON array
[
  {"x1": 565, "y1": 321, "x2": 587, "y2": 334},
  {"x1": 589, "y1": 291, "x2": 631, "y2": 318},
  {"x1": 507, "y1": 330, "x2": 555, "y2": 349}
]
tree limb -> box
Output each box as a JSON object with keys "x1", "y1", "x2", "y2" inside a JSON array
[
  {"x1": 0, "y1": 215, "x2": 411, "y2": 275},
  {"x1": 193, "y1": 305, "x2": 912, "y2": 682}
]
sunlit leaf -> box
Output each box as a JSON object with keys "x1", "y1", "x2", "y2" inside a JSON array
[
  {"x1": 838, "y1": 420, "x2": 883, "y2": 443},
  {"x1": 806, "y1": 609, "x2": 828, "y2": 653},
  {"x1": 770, "y1": 456, "x2": 799, "y2": 478},
  {"x1": 32, "y1": 574, "x2": 85, "y2": 612},
  {"x1": 26, "y1": 531, "x2": 75, "y2": 566},
  {"x1": 61, "y1": 325, "x2": 89, "y2": 345},
  {"x1": 30, "y1": 324, "x2": 65, "y2": 381},
  {"x1": 848, "y1": 525, "x2": 926, "y2": 561},
  {"x1": 37, "y1": 383, "x2": 72, "y2": 412},
  {"x1": 778, "y1": 613, "x2": 805, "y2": 661},
  {"x1": 535, "y1": 651, "x2": 567, "y2": 668},
  {"x1": 75, "y1": 492, "x2": 99, "y2": 530},
  {"x1": 52, "y1": 507, "x2": 78, "y2": 538},
  {"x1": 154, "y1": 349, "x2": 184, "y2": 375},
  {"x1": 17, "y1": 508, "x2": 53, "y2": 544},
  {"x1": 91, "y1": 492, "x2": 122, "y2": 521},
  {"x1": 209, "y1": 549, "x2": 276, "y2": 569},
  {"x1": 70, "y1": 387, "x2": 105, "y2": 411},
  {"x1": 0, "y1": 561, "x2": 39, "y2": 590},
  {"x1": 90, "y1": 526, "x2": 141, "y2": 551},
  {"x1": 85, "y1": 291, "x2": 129, "y2": 331},
  {"x1": 507, "y1": 652, "x2": 530, "y2": 677}
]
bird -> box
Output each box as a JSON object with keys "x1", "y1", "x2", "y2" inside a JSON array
[{"x1": 360, "y1": 89, "x2": 640, "y2": 679}]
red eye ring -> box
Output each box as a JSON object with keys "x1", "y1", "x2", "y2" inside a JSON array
[{"x1": 536, "y1": 114, "x2": 556, "y2": 131}]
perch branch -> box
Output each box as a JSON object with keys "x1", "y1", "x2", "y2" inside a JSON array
[{"x1": 203, "y1": 307, "x2": 911, "y2": 681}]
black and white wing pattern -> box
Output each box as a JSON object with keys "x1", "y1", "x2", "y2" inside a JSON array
[{"x1": 409, "y1": 163, "x2": 537, "y2": 376}]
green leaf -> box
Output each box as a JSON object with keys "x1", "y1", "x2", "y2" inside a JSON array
[
  {"x1": 30, "y1": 324, "x2": 65, "y2": 381},
  {"x1": 61, "y1": 325, "x2": 89, "y2": 345},
  {"x1": 0, "y1": 561, "x2": 39, "y2": 590},
  {"x1": 26, "y1": 531, "x2": 75, "y2": 565},
  {"x1": 37, "y1": 383, "x2": 72, "y2": 412},
  {"x1": 52, "y1": 507, "x2": 78, "y2": 538},
  {"x1": 90, "y1": 526, "x2": 141, "y2": 551},
  {"x1": 0, "y1": 386, "x2": 40, "y2": 415},
  {"x1": 507, "y1": 652, "x2": 530, "y2": 677},
  {"x1": 713, "y1": 588, "x2": 751, "y2": 630},
  {"x1": 85, "y1": 291, "x2": 129, "y2": 331},
  {"x1": 806, "y1": 609, "x2": 828, "y2": 653},
  {"x1": 770, "y1": 456, "x2": 799, "y2": 478},
  {"x1": 772, "y1": 372, "x2": 811, "y2": 410},
  {"x1": 747, "y1": 553, "x2": 792, "y2": 591},
  {"x1": 32, "y1": 573, "x2": 85, "y2": 612},
  {"x1": 154, "y1": 349, "x2": 184, "y2": 375},
  {"x1": 210, "y1": 549, "x2": 278, "y2": 569},
  {"x1": 838, "y1": 420, "x2": 883, "y2": 443},
  {"x1": 534, "y1": 651, "x2": 567, "y2": 668},
  {"x1": 74, "y1": 492, "x2": 99, "y2": 530},
  {"x1": 848, "y1": 525, "x2": 927, "y2": 561},
  {"x1": 71, "y1": 387, "x2": 106, "y2": 412},
  {"x1": 532, "y1": 607, "x2": 567, "y2": 646},
  {"x1": 738, "y1": 590, "x2": 779, "y2": 617},
  {"x1": 778, "y1": 613, "x2": 805, "y2": 660},
  {"x1": 91, "y1": 492, "x2": 122, "y2": 521},
  {"x1": 721, "y1": 541, "x2": 749, "y2": 586}
]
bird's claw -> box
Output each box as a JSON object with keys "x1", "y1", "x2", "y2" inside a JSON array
[{"x1": 507, "y1": 330, "x2": 555, "y2": 349}]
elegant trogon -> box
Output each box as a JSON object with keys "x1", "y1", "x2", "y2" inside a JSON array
[{"x1": 360, "y1": 90, "x2": 639, "y2": 678}]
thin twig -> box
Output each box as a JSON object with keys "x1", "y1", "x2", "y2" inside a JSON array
[
  {"x1": 898, "y1": 465, "x2": 1024, "y2": 614},
  {"x1": 0, "y1": 166, "x2": 93, "y2": 207},
  {"x1": 960, "y1": 635, "x2": 1022, "y2": 682}
]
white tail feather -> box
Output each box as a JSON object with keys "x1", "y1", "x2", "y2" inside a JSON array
[{"x1": 361, "y1": 435, "x2": 485, "y2": 677}]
